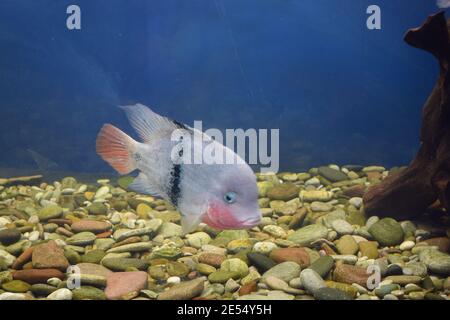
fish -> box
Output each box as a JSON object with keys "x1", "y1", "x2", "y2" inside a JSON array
[
  {"x1": 437, "y1": 0, "x2": 450, "y2": 8},
  {"x1": 96, "y1": 103, "x2": 261, "y2": 234}
]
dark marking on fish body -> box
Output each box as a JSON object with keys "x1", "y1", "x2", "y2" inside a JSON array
[
  {"x1": 168, "y1": 163, "x2": 182, "y2": 206},
  {"x1": 168, "y1": 144, "x2": 183, "y2": 206}
]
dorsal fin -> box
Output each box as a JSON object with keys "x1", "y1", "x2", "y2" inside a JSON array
[{"x1": 119, "y1": 104, "x2": 184, "y2": 143}]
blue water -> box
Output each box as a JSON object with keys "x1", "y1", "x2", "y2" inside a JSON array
[{"x1": 0, "y1": 0, "x2": 440, "y2": 175}]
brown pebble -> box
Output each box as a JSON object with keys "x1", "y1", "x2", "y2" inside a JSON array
[
  {"x1": 112, "y1": 236, "x2": 141, "y2": 248},
  {"x1": 96, "y1": 231, "x2": 113, "y2": 238},
  {"x1": 13, "y1": 268, "x2": 65, "y2": 284},
  {"x1": 239, "y1": 281, "x2": 257, "y2": 296},
  {"x1": 12, "y1": 247, "x2": 34, "y2": 270}
]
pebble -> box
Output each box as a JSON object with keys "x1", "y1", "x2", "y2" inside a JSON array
[
  {"x1": 262, "y1": 261, "x2": 301, "y2": 282},
  {"x1": 399, "y1": 240, "x2": 415, "y2": 251},
  {"x1": 247, "y1": 252, "x2": 277, "y2": 273},
  {"x1": 157, "y1": 277, "x2": 205, "y2": 300},
  {"x1": 287, "y1": 224, "x2": 329, "y2": 247},
  {"x1": 0, "y1": 229, "x2": 21, "y2": 245},
  {"x1": 269, "y1": 248, "x2": 310, "y2": 268},
  {"x1": 105, "y1": 271, "x2": 148, "y2": 300},
  {"x1": 47, "y1": 288, "x2": 73, "y2": 300},
  {"x1": 313, "y1": 287, "x2": 353, "y2": 300},
  {"x1": 331, "y1": 219, "x2": 354, "y2": 235},
  {"x1": 368, "y1": 218, "x2": 404, "y2": 246},
  {"x1": 300, "y1": 269, "x2": 326, "y2": 294}
]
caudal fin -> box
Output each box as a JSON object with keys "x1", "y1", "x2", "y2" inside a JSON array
[{"x1": 96, "y1": 124, "x2": 138, "y2": 174}]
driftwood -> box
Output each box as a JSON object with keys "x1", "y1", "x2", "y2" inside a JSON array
[{"x1": 363, "y1": 11, "x2": 450, "y2": 219}]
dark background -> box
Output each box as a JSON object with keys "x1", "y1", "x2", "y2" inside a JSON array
[{"x1": 0, "y1": 0, "x2": 440, "y2": 175}]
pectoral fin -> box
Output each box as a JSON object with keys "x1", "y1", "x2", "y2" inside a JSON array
[{"x1": 181, "y1": 215, "x2": 203, "y2": 235}]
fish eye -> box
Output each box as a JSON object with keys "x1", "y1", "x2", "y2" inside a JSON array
[{"x1": 223, "y1": 191, "x2": 237, "y2": 204}]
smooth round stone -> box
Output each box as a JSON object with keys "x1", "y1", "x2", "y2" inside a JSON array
[
  {"x1": 72, "y1": 286, "x2": 107, "y2": 300},
  {"x1": 419, "y1": 248, "x2": 450, "y2": 275},
  {"x1": 30, "y1": 284, "x2": 57, "y2": 296},
  {"x1": 266, "y1": 183, "x2": 299, "y2": 201},
  {"x1": 264, "y1": 275, "x2": 303, "y2": 294},
  {"x1": 220, "y1": 258, "x2": 249, "y2": 278},
  {"x1": 158, "y1": 222, "x2": 183, "y2": 238},
  {"x1": 308, "y1": 255, "x2": 334, "y2": 278},
  {"x1": 227, "y1": 239, "x2": 253, "y2": 253},
  {"x1": 313, "y1": 287, "x2": 353, "y2": 300},
  {"x1": 331, "y1": 219, "x2": 354, "y2": 235},
  {"x1": 37, "y1": 206, "x2": 63, "y2": 221},
  {"x1": 47, "y1": 288, "x2": 73, "y2": 300},
  {"x1": 0, "y1": 229, "x2": 21, "y2": 245},
  {"x1": 408, "y1": 291, "x2": 425, "y2": 300},
  {"x1": 400, "y1": 240, "x2": 415, "y2": 251},
  {"x1": 368, "y1": 218, "x2": 404, "y2": 246},
  {"x1": 253, "y1": 241, "x2": 278, "y2": 254},
  {"x1": 0, "y1": 292, "x2": 28, "y2": 300},
  {"x1": 348, "y1": 197, "x2": 363, "y2": 209},
  {"x1": 262, "y1": 225, "x2": 287, "y2": 238},
  {"x1": 106, "y1": 242, "x2": 153, "y2": 253},
  {"x1": 167, "y1": 262, "x2": 190, "y2": 277},
  {"x1": 71, "y1": 220, "x2": 111, "y2": 234},
  {"x1": 87, "y1": 203, "x2": 108, "y2": 215},
  {"x1": 300, "y1": 269, "x2": 326, "y2": 294},
  {"x1": 262, "y1": 262, "x2": 301, "y2": 283},
  {"x1": 208, "y1": 270, "x2": 239, "y2": 283},
  {"x1": 247, "y1": 252, "x2": 277, "y2": 273},
  {"x1": 101, "y1": 258, "x2": 149, "y2": 271},
  {"x1": 305, "y1": 177, "x2": 320, "y2": 186},
  {"x1": 66, "y1": 232, "x2": 97, "y2": 246},
  {"x1": 374, "y1": 284, "x2": 400, "y2": 298},
  {"x1": 336, "y1": 235, "x2": 359, "y2": 255},
  {"x1": 384, "y1": 275, "x2": 422, "y2": 285},
  {"x1": 167, "y1": 276, "x2": 181, "y2": 285},
  {"x1": 197, "y1": 263, "x2": 216, "y2": 275},
  {"x1": 157, "y1": 278, "x2": 205, "y2": 300},
  {"x1": 310, "y1": 202, "x2": 333, "y2": 212},
  {"x1": 81, "y1": 250, "x2": 106, "y2": 264},
  {"x1": 383, "y1": 294, "x2": 399, "y2": 300},
  {"x1": 186, "y1": 232, "x2": 212, "y2": 249},
  {"x1": 287, "y1": 224, "x2": 329, "y2": 247},
  {"x1": 317, "y1": 166, "x2": 348, "y2": 182},
  {"x1": 257, "y1": 181, "x2": 275, "y2": 197},
  {"x1": 358, "y1": 241, "x2": 379, "y2": 259},
  {"x1": 113, "y1": 223, "x2": 162, "y2": 242},
  {"x1": 385, "y1": 264, "x2": 403, "y2": 276},
  {"x1": 402, "y1": 261, "x2": 427, "y2": 277},
  {"x1": 1, "y1": 280, "x2": 30, "y2": 293}
]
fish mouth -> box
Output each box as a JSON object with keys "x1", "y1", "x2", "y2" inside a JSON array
[
  {"x1": 202, "y1": 213, "x2": 261, "y2": 230},
  {"x1": 239, "y1": 217, "x2": 261, "y2": 228}
]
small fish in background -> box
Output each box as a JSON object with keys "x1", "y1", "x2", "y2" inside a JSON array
[
  {"x1": 437, "y1": 0, "x2": 450, "y2": 8},
  {"x1": 96, "y1": 104, "x2": 261, "y2": 233},
  {"x1": 28, "y1": 149, "x2": 58, "y2": 172}
]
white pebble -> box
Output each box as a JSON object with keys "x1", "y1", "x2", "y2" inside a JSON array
[
  {"x1": 0, "y1": 293, "x2": 27, "y2": 300},
  {"x1": 28, "y1": 231, "x2": 40, "y2": 241},
  {"x1": 167, "y1": 276, "x2": 181, "y2": 285},
  {"x1": 27, "y1": 215, "x2": 39, "y2": 224},
  {"x1": 348, "y1": 197, "x2": 363, "y2": 209},
  {"x1": 399, "y1": 240, "x2": 415, "y2": 251},
  {"x1": 47, "y1": 288, "x2": 73, "y2": 300}
]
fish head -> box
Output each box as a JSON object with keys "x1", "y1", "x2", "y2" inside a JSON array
[{"x1": 202, "y1": 164, "x2": 261, "y2": 230}]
